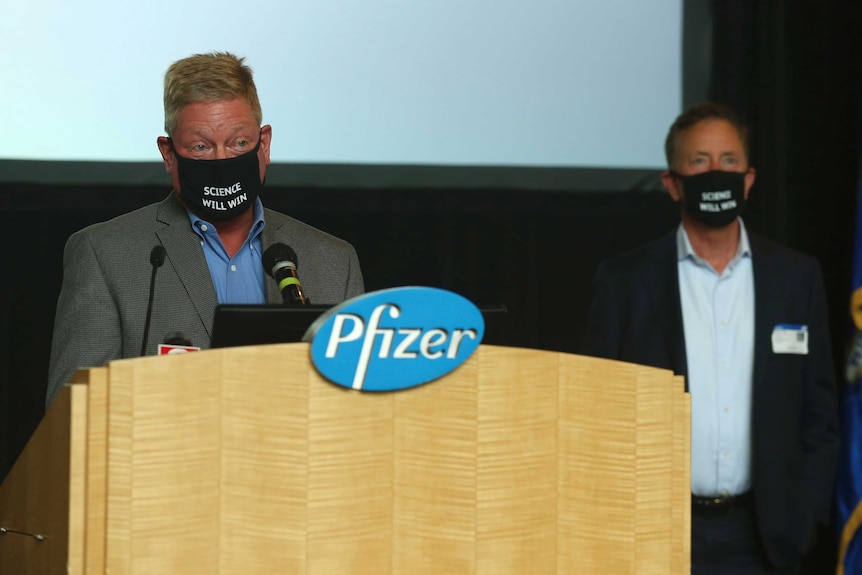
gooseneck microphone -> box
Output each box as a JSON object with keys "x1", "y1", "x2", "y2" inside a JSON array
[
  {"x1": 141, "y1": 245, "x2": 167, "y2": 356},
  {"x1": 263, "y1": 243, "x2": 309, "y2": 306}
]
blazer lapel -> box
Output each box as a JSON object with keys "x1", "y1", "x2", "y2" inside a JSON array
[
  {"x1": 749, "y1": 233, "x2": 778, "y2": 408},
  {"x1": 666, "y1": 262, "x2": 688, "y2": 381},
  {"x1": 154, "y1": 195, "x2": 219, "y2": 337},
  {"x1": 652, "y1": 229, "x2": 689, "y2": 382}
]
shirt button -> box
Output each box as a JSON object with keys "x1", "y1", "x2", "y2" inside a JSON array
[
  {"x1": 724, "y1": 406, "x2": 729, "y2": 413},
  {"x1": 201, "y1": 224, "x2": 208, "y2": 232},
  {"x1": 230, "y1": 265, "x2": 237, "y2": 272}
]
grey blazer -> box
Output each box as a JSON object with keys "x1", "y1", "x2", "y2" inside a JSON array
[{"x1": 46, "y1": 194, "x2": 364, "y2": 406}]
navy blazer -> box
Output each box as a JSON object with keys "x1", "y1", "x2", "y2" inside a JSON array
[{"x1": 582, "y1": 227, "x2": 840, "y2": 568}]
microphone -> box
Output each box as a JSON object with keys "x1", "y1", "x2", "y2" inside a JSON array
[
  {"x1": 141, "y1": 245, "x2": 167, "y2": 356},
  {"x1": 263, "y1": 243, "x2": 309, "y2": 306},
  {"x1": 162, "y1": 331, "x2": 192, "y2": 347}
]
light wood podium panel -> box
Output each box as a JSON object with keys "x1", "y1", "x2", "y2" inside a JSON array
[{"x1": 0, "y1": 343, "x2": 689, "y2": 574}]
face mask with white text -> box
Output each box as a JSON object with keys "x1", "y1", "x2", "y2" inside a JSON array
[
  {"x1": 672, "y1": 169, "x2": 746, "y2": 227},
  {"x1": 171, "y1": 137, "x2": 262, "y2": 221}
]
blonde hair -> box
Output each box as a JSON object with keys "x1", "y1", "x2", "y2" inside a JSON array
[{"x1": 163, "y1": 52, "x2": 262, "y2": 136}]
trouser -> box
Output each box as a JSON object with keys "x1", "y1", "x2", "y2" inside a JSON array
[{"x1": 691, "y1": 495, "x2": 799, "y2": 575}]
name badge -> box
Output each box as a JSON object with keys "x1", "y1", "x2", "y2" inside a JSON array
[{"x1": 771, "y1": 324, "x2": 808, "y2": 355}]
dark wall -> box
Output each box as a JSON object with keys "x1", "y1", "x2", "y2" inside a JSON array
[
  {"x1": 0, "y1": 184, "x2": 681, "y2": 486},
  {"x1": 0, "y1": 182, "x2": 684, "y2": 524}
]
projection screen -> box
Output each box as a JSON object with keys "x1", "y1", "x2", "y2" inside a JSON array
[{"x1": 1, "y1": 1, "x2": 701, "y2": 190}]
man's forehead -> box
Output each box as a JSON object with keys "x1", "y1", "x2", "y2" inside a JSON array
[
  {"x1": 678, "y1": 121, "x2": 744, "y2": 149},
  {"x1": 175, "y1": 100, "x2": 257, "y2": 128},
  {"x1": 683, "y1": 118, "x2": 742, "y2": 138}
]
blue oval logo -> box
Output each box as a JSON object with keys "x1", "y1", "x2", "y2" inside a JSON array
[{"x1": 303, "y1": 287, "x2": 484, "y2": 391}]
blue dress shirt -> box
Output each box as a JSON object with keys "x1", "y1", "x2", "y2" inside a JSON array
[
  {"x1": 677, "y1": 219, "x2": 754, "y2": 497},
  {"x1": 189, "y1": 198, "x2": 266, "y2": 304}
]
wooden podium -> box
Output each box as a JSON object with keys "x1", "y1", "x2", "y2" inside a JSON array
[{"x1": 0, "y1": 344, "x2": 690, "y2": 574}]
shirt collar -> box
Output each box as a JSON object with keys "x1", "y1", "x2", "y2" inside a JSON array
[
  {"x1": 675, "y1": 218, "x2": 752, "y2": 267},
  {"x1": 188, "y1": 197, "x2": 266, "y2": 240}
]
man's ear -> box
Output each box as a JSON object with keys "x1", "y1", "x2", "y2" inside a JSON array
[
  {"x1": 743, "y1": 166, "x2": 756, "y2": 200},
  {"x1": 156, "y1": 136, "x2": 174, "y2": 172},
  {"x1": 662, "y1": 170, "x2": 682, "y2": 202},
  {"x1": 259, "y1": 125, "x2": 273, "y2": 165}
]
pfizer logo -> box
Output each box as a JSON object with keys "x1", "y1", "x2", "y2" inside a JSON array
[{"x1": 303, "y1": 287, "x2": 484, "y2": 391}]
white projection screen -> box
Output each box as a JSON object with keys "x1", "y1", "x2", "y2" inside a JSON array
[{"x1": 1, "y1": 1, "x2": 696, "y2": 190}]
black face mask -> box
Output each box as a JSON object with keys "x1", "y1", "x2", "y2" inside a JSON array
[
  {"x1": 672, "y1": 169, "x2": 746, "y2": 228},
  {"x1": 171, "y1": 138, "x2": 262, "y2": 222}
]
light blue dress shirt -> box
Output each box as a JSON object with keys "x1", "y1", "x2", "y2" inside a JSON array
[
  {"x1": 189, "y1": 198, "x2": 266, "y2": 304},
  {"x1": 677, "y1": 219, "x2": 754, "y2": 497}
]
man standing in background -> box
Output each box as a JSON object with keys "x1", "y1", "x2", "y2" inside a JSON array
[{"x1": 582, "y1": 103, "x2": 839, "y2": 574}]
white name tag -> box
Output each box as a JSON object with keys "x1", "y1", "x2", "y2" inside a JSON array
[{"x1": 771, "y1": 324, "x2": 808, "y2": 355}]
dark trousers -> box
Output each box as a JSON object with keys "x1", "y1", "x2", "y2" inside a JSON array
[{"x1": 691, "y1": 502, "x2": 799, "y2": 575}]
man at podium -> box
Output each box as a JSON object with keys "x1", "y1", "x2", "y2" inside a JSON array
[
  {"x1": 46, "y1": 52, "x2": 364, "y2": 407},
  {"x1": 583, "y1": 103, "x2": 839, "y2": 574}
]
